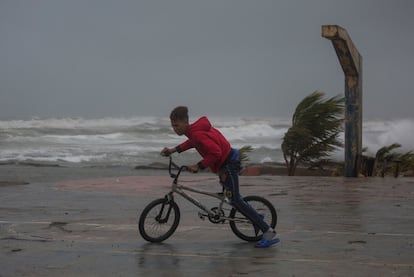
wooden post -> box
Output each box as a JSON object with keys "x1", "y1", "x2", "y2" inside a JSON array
[
  {"x1": 394, "y1": 160, "x2": 401, "y2": 178},
  {"x1": 322, "y1": 25, "x2": 363, "y2": 177}
]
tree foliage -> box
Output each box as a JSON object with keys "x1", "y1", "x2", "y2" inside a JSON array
[
  {"x1": 375, "y1": 143, "x2": 414, "y2": 176},
  {"x1": 375, "y1": 143, "x2": 402, "y2": 162},
  {"x1": 282, "y1": 91, "x2": 345, "y2": 176},
  {"x1": 238, "y1": 145, "x2": 253, "y2": 165}
]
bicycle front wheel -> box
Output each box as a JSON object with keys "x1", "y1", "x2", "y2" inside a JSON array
[
  {"x1": 138, "y1": 197, "x2": 180, "y2": 243},
  {"x1": 229, "y1": 195, "x2": 277, "y2": 242}
]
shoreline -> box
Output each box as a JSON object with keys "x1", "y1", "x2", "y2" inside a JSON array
[
  {"x1": 1, "y1": 161, "x2": 412, "y2": 186},
  {"x1": 0, "y1": 160, "x2": 338, "y2": 183}
]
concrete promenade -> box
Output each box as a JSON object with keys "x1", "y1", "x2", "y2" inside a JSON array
[{"x1": 1, "y1": 174, "x2": 413, "y2": 276}]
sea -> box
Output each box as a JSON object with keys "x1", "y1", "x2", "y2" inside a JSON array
[{"x1": 1, "y1": 116, "x2": 414, "y2": 169}]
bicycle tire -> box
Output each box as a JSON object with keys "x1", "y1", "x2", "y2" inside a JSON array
[
  {"x1": 138, "y1": 198, "x2": 180, "y2": 243},
  {"x1": 229, "y1": 195, "x2": 277, "y2": 242}
]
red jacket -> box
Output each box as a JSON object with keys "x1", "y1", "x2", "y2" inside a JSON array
[{"x1": 176, "y1": 116, "x2": 231, "y2": 173}]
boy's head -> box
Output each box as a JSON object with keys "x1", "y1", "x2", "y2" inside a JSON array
[{"x1": 170, "y1": 106, "x2": 189, "y2": 136}]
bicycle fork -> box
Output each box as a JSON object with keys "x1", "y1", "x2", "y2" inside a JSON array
[{"x1": 156, "y1": 194, "x2": 175, "y2": 224}]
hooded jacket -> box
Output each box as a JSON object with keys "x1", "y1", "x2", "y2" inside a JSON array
[{"x1": 176, "y1": 116, "x2": 231, "y2": 173}]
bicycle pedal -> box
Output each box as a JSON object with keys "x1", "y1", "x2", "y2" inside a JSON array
[{"x1": 198, "y1": 212, "x2": 206, "y2": 220}]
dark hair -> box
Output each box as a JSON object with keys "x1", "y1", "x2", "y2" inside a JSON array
[{"x1": 170, "y1": 106, "x2": 189, "y2": 121}]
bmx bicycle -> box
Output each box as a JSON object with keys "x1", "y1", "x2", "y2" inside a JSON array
[{"x1": 138, "y1": 156, "x2": 277, "y2": 243}]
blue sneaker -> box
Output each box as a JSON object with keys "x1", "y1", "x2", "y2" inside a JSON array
[{"x1": 255, "y1": 238, "x2": 280, "y2": 248}]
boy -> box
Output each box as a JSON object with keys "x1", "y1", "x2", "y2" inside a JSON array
[{"x1": 160, "y1": 106, "x2": 279, "y2": 248}]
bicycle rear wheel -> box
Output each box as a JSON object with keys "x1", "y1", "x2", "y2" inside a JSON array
[
  {"x1": 229, "y1": 195, "x2": 277, "y2": 242},
  {"x1": 138, "y1": 197, "x2": 180, "y2": 243}
]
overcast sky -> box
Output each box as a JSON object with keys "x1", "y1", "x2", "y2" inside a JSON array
[{"x1": 1, "y1": 0, "x2": 413, "y2": 120}]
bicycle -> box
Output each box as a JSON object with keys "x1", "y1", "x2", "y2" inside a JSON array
[{"x1": 138, "y1": 156, "x2": 277, "y2": 243}]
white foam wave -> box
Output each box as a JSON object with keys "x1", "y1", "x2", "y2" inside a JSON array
[
  {"x1": 0, "y1": 147, "x2": 108, "y2": 164},
  {"x1": 221, "y1": 123, "x2": 286, "y2": 141},
  {"x1": 362, "y1": 118, "x2": 414, "y2": 155},
  {"x1": 0, "y1": 116, "x2": 169, "y2": 130},
  {"x1": 1, "y1": 116, "x2": 413, "y2": 166}
]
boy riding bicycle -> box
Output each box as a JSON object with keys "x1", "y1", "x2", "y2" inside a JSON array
[{"x1": 161, "y1": 106, "x2": 279, "y2": 248}]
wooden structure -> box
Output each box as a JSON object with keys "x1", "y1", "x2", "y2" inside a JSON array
[{"x1": 322, "y1": 25, "x2": 363, "y2": 177}]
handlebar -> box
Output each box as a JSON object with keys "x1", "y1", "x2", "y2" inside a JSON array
[{"x1": 168, "y1": 156, "x2": 188, "y2": 184}]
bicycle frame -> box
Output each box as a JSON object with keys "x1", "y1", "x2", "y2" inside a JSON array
[{"x1": 165, "y1": 157, "x2": 240, "y2": 222}]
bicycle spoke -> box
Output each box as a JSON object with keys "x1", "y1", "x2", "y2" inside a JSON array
[
  {"x1": 229, "y1": 196, "x2": 277, "y2": 242},
  {"x1": 139, "y1": 198, "x2": 180, "y2": 243}
]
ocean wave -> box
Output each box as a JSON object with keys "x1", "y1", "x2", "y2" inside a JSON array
[
  {"x1": 0, "y1": 116, "x2": 168, "y2": 129},
  {"x1": 1, "y1": 116, "x2": 414, "y2": 167},
  {"x1": 220, "y1": 123, "x2": 287, "y2": 141}
]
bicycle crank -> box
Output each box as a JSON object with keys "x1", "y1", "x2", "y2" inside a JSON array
[{"x1": 208, "y1": 207, "x2": 226, "y2": 224}]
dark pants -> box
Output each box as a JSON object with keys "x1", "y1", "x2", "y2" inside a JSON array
[{"x1": 219, "y1": 157, "x2": 270, "y2": 233}]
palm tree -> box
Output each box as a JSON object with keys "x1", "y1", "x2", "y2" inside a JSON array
[
  {"x1": 282, "y1": 91, "x2": 344, "y2": 176},
  {"x1": 375, "y1": 143, "x2": 414, "y2": 177},
  {"x1": 238, "y1": 145, "x2": 253, "y2": 165}
]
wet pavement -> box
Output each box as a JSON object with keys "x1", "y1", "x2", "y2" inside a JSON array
[{"x1": 1, "y1": 175, "x2": 414, "y2": 276}]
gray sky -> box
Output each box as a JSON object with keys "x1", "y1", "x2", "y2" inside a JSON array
[{"x1": 1, "y1": 0, "x2": 413, "y2": 120}]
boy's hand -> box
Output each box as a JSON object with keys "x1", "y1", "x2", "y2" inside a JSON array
[
  {"x1": 187, "y1": 164, "x2": 199, "y2": 173},
  {"x1": 160, "y1": 147, "x2": 174, "y2": 157}
]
